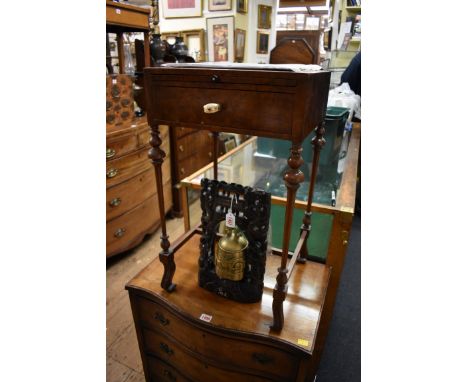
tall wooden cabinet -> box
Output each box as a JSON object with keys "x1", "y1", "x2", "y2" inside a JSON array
[{"x1": 106, "y1": 120, "x2": 172, "y2": 258}]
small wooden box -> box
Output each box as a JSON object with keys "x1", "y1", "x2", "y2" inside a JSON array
[{"x1": 144, "y1": 66, "x2": 330, "y2": 142}]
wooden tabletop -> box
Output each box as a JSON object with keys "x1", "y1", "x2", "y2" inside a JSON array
[{"x1": 126, "y1": 233, "x2": 331, "y2": 354}]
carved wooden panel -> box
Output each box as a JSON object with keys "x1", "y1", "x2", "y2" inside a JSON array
[
  {"x1": 198, "y1": 179, "x2": 271, "y2": 303},
  {"x1": 106, "y1": 74, "x2": 134, "y2": 127}
]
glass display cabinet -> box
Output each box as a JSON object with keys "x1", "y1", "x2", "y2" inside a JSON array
[{"x1": 180, "y1": 123, "x2": 360, "y2": 264}]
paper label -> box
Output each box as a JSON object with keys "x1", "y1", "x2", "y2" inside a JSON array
[
  {"x1": 115, "y1": 9, "x2": 121, "y2": 14},
  {"x1": 297, "y1": 339, "x2": 309, "y2": 347},
  {"x1": 226, "y1": 211, "x2": 235, "y2": 228},
  {"x1": 199, "y1": 313, "x2": 212, "y2": 323}
]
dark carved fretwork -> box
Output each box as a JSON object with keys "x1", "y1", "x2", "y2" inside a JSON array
[
  {"x1": 199, "y1": 178, "x2": 271, "y2": 303},
  {"x1": 298, "y1": 121, "x2": 326, "y2": 263},
  {"x1": 149, "y1": 124, "x2": 176, "y2": 292},
  {"x1": 271, "y1": 143, "x2": 305, "y2": 331}
]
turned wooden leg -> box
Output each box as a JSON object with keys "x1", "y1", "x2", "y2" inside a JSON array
[
  {"x1": 298, "y1": 122, "x2": 326, "y2": 263},
  {"x1": 212, "y1": 131, "x2": 219, "y2": 180},
  {"x1": 149, "y1": 124, "x2": 176, "y2": 292},
  {"x1": 271, "y1": 143, "x2": 304, "y2": 332}
]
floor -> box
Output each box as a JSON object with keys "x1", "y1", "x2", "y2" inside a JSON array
[
  {"x1": 106, "y1": 203, "x2": 360, "y2": 382},
  {"x1": 106, "y1": 202, "x2": 202, "y2": 382}
]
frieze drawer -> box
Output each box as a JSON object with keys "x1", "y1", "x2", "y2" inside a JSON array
[
  {"x1": 145, "y1": 67, "x2": 330, "y2": 142},
  {"x1": 135, "y1": 296, "x2": 299, "y2": 381}
]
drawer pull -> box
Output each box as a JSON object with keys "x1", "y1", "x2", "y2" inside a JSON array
[
  {"x1": 107, "y1": 168, "x2": 118, "y2": 178},
  {"x1": 114, "y1": 228, "x2": 126, "y2": 238},
  {"x1": 163, "y1": 369, "x2": 176, "y2": 381},
  {"x1": 208, "y1": 151, "x2": 212, "y2": 158},
  {"x1": 178, "y1": 145, "x2": 184, "y2": 152},
  {"x1": 252, "y1": 352, "x2": 274, "y2": 365},
  {"x1": 109, "y1": 197, "x2": 121, "y2": 207},
  {"x1": 203, "y1": 103, "x2": 221, "y2": 114},
  {"x1": 154, "y1": 312, "x2": 170, "y2": 326},
  {"x1": 180, "y1": 167, "x2": 185, "y2": 175},
  {"x1": 106, "y1": 147, "x2": 116, "y2": 158},
  {"x1": 160, "y1": 342, "x2": 174, "y2": 355}
]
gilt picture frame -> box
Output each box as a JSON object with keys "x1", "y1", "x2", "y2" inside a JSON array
[
  {"x1": 256, "y1": 31, "x2": 269, "y2": 54},
  {"x1": 234, "y1": 28, "x2": 246, "y2": 62},
  {"x1": 257, "y1": 5, "x2": 272, "y2": 29},
  {"x1": 209, "y1": 0, "x2": 232, "y2": 11}
]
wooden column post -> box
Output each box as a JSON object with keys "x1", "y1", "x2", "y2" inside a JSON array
[
  {"x1": 116, "y1": 32, "x2": 125, "y2": 74},
  {"x1": 271, "y1": 142, "x2": 304, "y2": 332},
  {"x1": 149, "y1": 124, "x2": 176, "y2": 292},
  {"x1": 298, "y1": 121, "x2": 326, "y2": 263},
  {"x1": 143, "y1": 31, "x2": 151, "y2": 68},
  {"x1": 212, "y1": 131, "x2": 219, "y2": 180}
]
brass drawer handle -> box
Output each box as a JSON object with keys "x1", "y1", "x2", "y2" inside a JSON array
[
  {"x1": 179, "y1": 145, "x2": 184, "y2": 152},
  {"x1": 109, "y1": 197, "x2": 121, "y2": 207},
  {"x1": 160, "y1": 342, "x2": 174, "y2": 355},
  {"x1": 252, "y1": 352, "x2": 274, "y2": 365},
  {"x1": 114, "y1": 228, "x2": 126, "y2": 238},
  {"x1": 107, "y1": 168, "x2": 118, "y2": 178},
  {"x1": 208, "y1": 151, "x2": 212, "y2": 158},
  {"x1": 154, "y1": 312, "x2": 170, "y2": 326},
  {"x1": 106, "y1": 147, "x2": 116, "y2": 158},
  {"x1": 203, "y1": 103, "x2": 221, "y2": 114},
  {"x1": 180, "y1": 167, "x2": 185, "y2": 175},
  {"x1": 163, "y1": 369, "x2": 176, "y2": 381}
]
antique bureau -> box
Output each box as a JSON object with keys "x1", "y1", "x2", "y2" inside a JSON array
[{"x1": 127, "y1": 65, "x2": 343, "y2": 381}]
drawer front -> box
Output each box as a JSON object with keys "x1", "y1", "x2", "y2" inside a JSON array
[
  {"x1": 177, "y1": 155, "x2": 207, "y2": 180},
  {"x1": 136, "y1": 296, "x2": 298, "y2": 380},
  {"x1": 176, "y1": 126, "x2": 198, "y2": 139},
  {"x1": 106, "y1": 194, "x2": 158, "y2": 257},
  {"x1": 106, "y1": 5, "x2": 149, "y2": 30},
  {"x1": 106, "y1": 132, "x2": 139, "y2": 160},
  {"x1": 142, "y1": 328, "x2": 272, "y2": 382},
  {"x1": 146, "y1": 355, "x2": 191, "y2": 382},
  {"x1": 151, "y1": 85, "x2": 293, "y2": 138},
  {"x1": 176, "y1": 130, "x2": 210, "y2": 161},
  {"x1": 106, "y1": 146, "x2": 152, "y2": 188},
  {"x1": 106, "y1": 167, "x2": 156, "y2": 221}
]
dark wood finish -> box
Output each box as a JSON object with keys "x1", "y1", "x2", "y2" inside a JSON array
[
  {"x1": 299, "y1": 122, "x2": 326, "y2": 262},
  {"x1": 143, "y1": 65, "x2": 330, "y2": 330},
  {"x1": 169, "y1": 127, "x2": 213, "y2": 217},
  {"x1": 271, "y1": 143, "x2": 305, "y2": 331},
  {"x1": 275, "y1": 30, "x2": 322, "y2": 65},
  {"x1": 270, "y1": 37, "x2": 317, "y2": 66},
  {"x1": 106, "y1": 120, "x2": 172, "y2": 258},
  {"x1": 144, "y1": 67, "x2": 330, "y2": 142},
  {"x1": 126, "y1": 232, "x2": 331, "y2": 382},
  {"x1": 198, "y1": 179, "x2": 271, "y2": 303}
]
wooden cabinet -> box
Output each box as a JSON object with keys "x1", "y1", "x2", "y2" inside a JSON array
[
  {"x1": 106, "y1": 120, "x2": 172, "y2": 258},
  {"x1": 169, "y1": 127, "x2": 213, "y2": 216},
  {"x1": 127, "y1": 234, "x2": 331, "y2": 382}
]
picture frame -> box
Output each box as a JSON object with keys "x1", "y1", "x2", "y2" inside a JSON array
[
  {"x1": 286, "y1": 14, "x2": 296, "y2": 30},
  {"x1": 224, "y1": 137, "x2": 237, "y2": 152},
  {"x1": 206, "y1": 16, "x2": 235, "y2": 62},
  {"x1": 236, "y1": 0, "x2": 247, "y2": 14},
  {"x1": 257, "y1": 5, "x2": 272, "y2": 29},
  {"x1": 305, "y1": 16, "x2": 321, "y2": 31},
  {"x1": 161, "y1": 0, "x2": 203, "y2": 19},
  {"x1": 256, "y1": 32, "x2": 269, "y2": 54},
  {"x1": 234, "y1": 29, "x2": 246, "y2": 62},
  {"x1": 208, "y1": 0, "x2": 232, "y2": 12}
]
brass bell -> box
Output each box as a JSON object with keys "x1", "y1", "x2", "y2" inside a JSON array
[{"x1": 215, "y1": 226, "x2": 248, "y2": 281}]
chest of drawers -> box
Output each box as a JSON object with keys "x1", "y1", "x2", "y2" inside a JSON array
[
  {"x1": 106, "y1": 119, "x2": 172, "y2": 257},
  {"x1": 127, "y1": 233, "x2": 331, "y2": 382}
]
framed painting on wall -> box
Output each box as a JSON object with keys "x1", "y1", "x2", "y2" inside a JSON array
[
  {"x1": 257, "y1": 5, "x2": 272, "y2": 29},
  {"x1": 237, "y1": 0, "x2": 247, "y2": 14},
  {"x1": 256, "y1": 32, "x2": 269, "y2": 54},
  {"x1": 161, "y1": 0, "x2": 203, "y2": 19},
  {"x1": 206, "y1": 16, "x2": 235, "y2": 62},
  {"x1": 209, "y1": 0, "x2": 232, "y2": 11},
  {"x1": 234, "y1": 29, "x2": 246, "y2": 62}
]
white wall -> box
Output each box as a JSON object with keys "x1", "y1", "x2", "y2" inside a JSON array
[{"x1": 158, "y1": 0, "x2": 278, "y2": 63}]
